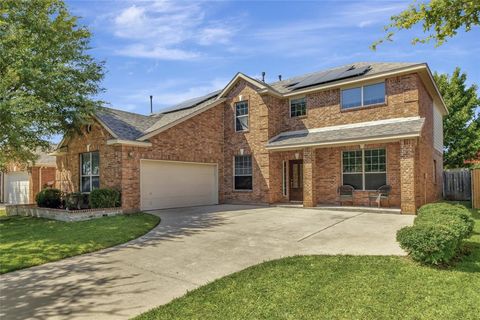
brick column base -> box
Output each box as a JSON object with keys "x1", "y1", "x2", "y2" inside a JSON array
[
  {"x1": 400, "y1": 139, "x2": 417, "y2": 214},
  {"x1": 303, "y1": 147, "x2": 316, "y2": 207}
]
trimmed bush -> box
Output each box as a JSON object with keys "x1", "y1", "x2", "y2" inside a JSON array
[
  {"x1": 65, "y1": 192, "x2": 89, "y2": 210},
  {"x1": 89, "y1": 188, "x2": 121, "y2": 208},
  {"x1": 397, "y1": 224, "x2": 459, "y2": 265},
  {"x1": 36, "y1": 188, "x2": 62, "y2": 208},
  {"x1": 397, "y1": 202, "x2": 474, "y2": 265},
  {"x1": 418, "y1": 203, "x2": 474, "y2": 238}
]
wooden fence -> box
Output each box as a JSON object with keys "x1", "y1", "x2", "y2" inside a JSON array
[
  {"x1": 472, "y1": 169, "x2": 480, "y2": 209},
  {"x1": 443, "y1": 169, "x2": 471, "y2": 201}
]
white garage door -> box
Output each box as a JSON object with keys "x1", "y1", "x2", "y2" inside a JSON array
[
  {"x1": 140, "y1": 160, "x2": 218, "y2": 211},
  {"x1": 5, "y1": 172, "x2": 30, "y2": 204}
]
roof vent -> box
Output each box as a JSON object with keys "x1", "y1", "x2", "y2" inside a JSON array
[
  {"x1": 278, "y1": 75, "x2": 282, "y2": 81},
  {"x1": 262, "y1": 72, "x2": 266, "y2": 82},
  {"x1": 150, "y1": 95, "x2": 153, "y2": 113}
]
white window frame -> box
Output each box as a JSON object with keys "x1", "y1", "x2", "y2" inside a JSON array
[
  {"x1": 80, "y1": 151, "x2": 99, "y2": 193},
  {"x1": 233, "y1": 155, "x2": 253, "y2": 191},
  {"x1": 340, "y1": 81, "x2": 386, "y2": 110},
  {"x1": 234, "y1": 101, "x2": 249, "y2": 132},
  {"x1": 341, "y1": 148, "x2": 387, "y2": 190},
  {"x1": 289, "y1": 96, "x2": 307, "y2": 118}
]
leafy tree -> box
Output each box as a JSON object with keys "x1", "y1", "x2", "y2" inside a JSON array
[
  {"x1": 0, "y1": 0, "x2": 104, "y2": 170},
  {"x1": 434, "y1": 68, "x2": 480, "y2": 168},
  {"x1": 372, "y1": 0, "x2": 480, "y2": 50}
]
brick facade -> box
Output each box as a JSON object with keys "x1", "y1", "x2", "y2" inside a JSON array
[{"x1": 57, "y1": 71, "x2": 443, "y2": 214}]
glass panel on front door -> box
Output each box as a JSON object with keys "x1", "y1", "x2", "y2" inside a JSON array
[{"x1": 289, "y1": 160, "x2": 303, "y2": 201}]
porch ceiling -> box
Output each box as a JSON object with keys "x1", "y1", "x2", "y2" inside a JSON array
[{"x1": 266, "y1": 117, "x2": 424, "y2": 150}]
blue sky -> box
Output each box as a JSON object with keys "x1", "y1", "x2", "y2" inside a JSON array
[{"x1": 67, "y1": 0, "x2": 480, "y2": 115}]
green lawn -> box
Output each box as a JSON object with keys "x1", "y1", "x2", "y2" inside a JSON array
[
  {"x1": 0, "y1": 213, "x2": 159, "y2": 274},
  {"x1": 135, "y1": 203, "x2": 480, "y2": 320}
]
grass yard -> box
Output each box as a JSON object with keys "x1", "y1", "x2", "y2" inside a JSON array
[
  {"x1": 0, "y1": 213, "x2": 159, "y2": 274},
  {"x1": 135, "y1": 203, "x2": 480, "y2": 320}
]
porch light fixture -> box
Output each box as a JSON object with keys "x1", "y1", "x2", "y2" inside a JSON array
[
  {"x1": 295, "y1": 152, "x2": 300, "y2": 159},
  {"x1": 240, "y1": 148, "x2": 244, "y2": 155}
]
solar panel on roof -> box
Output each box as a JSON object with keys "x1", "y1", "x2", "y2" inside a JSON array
[
  {"x1": 290, "y1": 65, "x2": 371, "y2": 90},
  {"x1": 160, "y1": 90, "x2": 221, "y2": 114}
]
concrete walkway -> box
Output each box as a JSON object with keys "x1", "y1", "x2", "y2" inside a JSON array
[{"x1": 0, "y1": 205, "x2": 414, "y2": 320}]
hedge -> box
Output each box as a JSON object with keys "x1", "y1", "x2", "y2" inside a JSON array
[
  {"x1": 397, "y1": 202, "x2": 474, "y2": 265},
  {"x1": 89, "y1": 188, "x2": 121, "y2": 208},
  {"x1": 36, "y1": 188, "x2": 62, "y2": 208}
]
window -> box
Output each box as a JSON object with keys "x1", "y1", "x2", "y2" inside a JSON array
[
  {"x1": 235, "y1": 101, "x2": 249, "y2": 132},
  {"x1": 342, "y1": 150, "x2": 363, "y2": 189},
  {"x1": 80, "y1": 151, "x2": 99, "y2": 193},
  {"x1": 342, "y1": 149, "x2": 386, "y2": 190},
  {"x1": 234, "y1": 155, "x2": 252, "y2": 190},
  {"x1": 282, "y1": 161, "x2": 287, "y2": 196},
  {"x1": 341, "y1": 82, "x2": 385, "y2": 109},
  {"x1": 290, "y1": 97, "x2": 307, "y2": 117}
]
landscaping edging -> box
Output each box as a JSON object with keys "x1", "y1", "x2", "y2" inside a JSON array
[{"x1": 5, "y1": 204, "x2": 124, "y2": 222}]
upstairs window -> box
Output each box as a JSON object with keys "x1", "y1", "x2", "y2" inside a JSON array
[
  {"x1": 234, "y1": 155, "x2": 252, "y2": 190},
  {"x1": 80, "y1": 151, "x2": 99, "y2": 193},
  {"x1": 235, "y1": 101, "x2": 249, "y2": 132},
  {"x1": 341, "y1": 82, "x2": 385, "y2": 109},
  {"x1": 290, "y1": 97, "x2": 307, "y2": 117}
]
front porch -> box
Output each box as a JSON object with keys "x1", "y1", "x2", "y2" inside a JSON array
[{"x1": 267, "y1": 140, "x2": 419, "y2": 214}]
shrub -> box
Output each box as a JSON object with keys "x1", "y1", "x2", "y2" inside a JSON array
[
  {"x1": 65, "y1": 192, "x2": 89, "y2": 210},
  {"x1": 89, "y1": 188, "x2": 121, "y2": 208},
  {"x1": 397, "y1": 202, "x2": 475, "y2": 265},
  {"x1": 417, "y1": 203, "x2": 474, "y2": 238},
  {"x1": 397, "y1": 224, "x2": 459, "y2": 265},
  {"x1": 36, "y1": 188, "x2": 62, "y2": 208}
]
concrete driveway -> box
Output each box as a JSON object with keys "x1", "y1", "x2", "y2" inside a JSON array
[{"x1": 0, "y1": 205, "x2": 414, "y2": 320}]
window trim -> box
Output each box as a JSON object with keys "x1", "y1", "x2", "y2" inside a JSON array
[
  {"x1": 340, "y1": 81, "x2": 386, "y2": 110},
  {"x1": 341, "y1": 148, "x2": 387, "y2": 191},
  {"x1": 234, "y1": 100, "x2": 249, "y2": 132},
  {"x1": 80, "y1": 151, "x2": 100, "y2": 193},
  {"x1": 289, "y1": 96, "x2": 307, "y2": 118},
  {"x1": 233, "y1": 155, "x2": 253, "y2": 191}
]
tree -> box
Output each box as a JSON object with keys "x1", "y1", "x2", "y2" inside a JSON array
[
  {"x1": 0, "y1": 0, "x2": 104, "y2": 170},
  {"x1": 434, "y1": 68, "x2": 480, "y2": 168},
  {"x1": 372, "y1": 0, "x2": 480, "y2": 50}
]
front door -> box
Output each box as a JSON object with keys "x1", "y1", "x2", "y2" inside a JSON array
[{"x1": 289, "y1": 160, "x2": 303, "y2": 201}]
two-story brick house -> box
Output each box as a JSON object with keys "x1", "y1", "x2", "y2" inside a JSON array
[{"x1": 53, "y1": 62, "x2": 447, "y2": 214}]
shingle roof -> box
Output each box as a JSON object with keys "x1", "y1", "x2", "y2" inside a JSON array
[
  {"x1": 266, "y1": 117, "x2": 425, "y2": 149},
  {"x1": 96, "y1": 107, "x2": 158, "y2": 140},
  {"x1": 92, "y1": 62, "x2": 424, "y2": 142},
  {"x1": 35, "y1": 145, "x2": 57, "y2": 165}
]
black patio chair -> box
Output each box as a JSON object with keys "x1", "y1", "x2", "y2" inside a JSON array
[
  {"x1": 338, "y1": 185, "x2": 354, "y2": 206},
  {"x1": 368, "y1": 185, "x2": 391, "y2": 208}
]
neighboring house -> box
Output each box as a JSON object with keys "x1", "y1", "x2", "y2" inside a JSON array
[
  {"x1": 52, "y1": 62, "x2": 447, "y2": 214},
  {"x1": 0, "y1": 149, "x2": 57, "y2": 204}
]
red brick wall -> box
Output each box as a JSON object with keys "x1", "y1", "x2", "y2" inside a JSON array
[
  {"x1": 119, "y1": 104, "x2": 225, "y2": 210},
  {"x1": 56, "y1": 122, "x2": 122, "y2": 194},
  {"x1": 312, "y1": 143, "x2": 401, "y2": 207},
  {"x1": 30, "y1": 166, "x2": 56, "y2": 202},
  {"x1": 223, "y1": 80, "x2": 271, "y2": 204},
  {"x1": 269, "y1": 75, "x2": 421, "y2": 134},
  {"x1": 415, "y1": 77, "x2": 443, "y2": 208}
]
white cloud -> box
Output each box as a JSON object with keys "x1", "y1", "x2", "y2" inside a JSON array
[
  {"x1": 197, "y1": 27, "x2": 233, "y2": 45},
  {"x1": 110, "y1": 0, "x2": 236, "y2": 60},
  {"x1": 116, "y1": 44, "x2": 199, "y2": 60}
]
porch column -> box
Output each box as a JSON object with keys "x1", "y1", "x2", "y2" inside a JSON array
[
  {"x1": 303, "y1": 147, "x2": 316, "y2": 207},
  {"x1": 400, "y1": 139, "x2": 417, "y2": 214}
]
